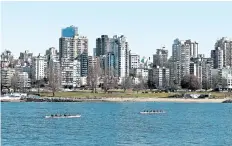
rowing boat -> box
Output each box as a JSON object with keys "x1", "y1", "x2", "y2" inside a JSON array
[
  {"x1": 140, "y1": 111, "x2": 165, "y2": 114},
  {"x1": 45, "y1": 115, "x2": 81, "y2": 119}
]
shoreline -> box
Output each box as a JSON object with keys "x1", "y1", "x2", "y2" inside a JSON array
[
  {"x1": 101, "y1": 97, "x2": 226, "y2": 103},
  {"x1": 1, "y1": 97, "x2": 229, "y2": 103}
]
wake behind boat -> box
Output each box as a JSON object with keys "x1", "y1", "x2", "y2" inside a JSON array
[
  {"x1": 140, "y1": 110, "x2": 166, "y2": 114},
  {"x1": 45, "y1": 114, "x2": 81, "y2": 119}
]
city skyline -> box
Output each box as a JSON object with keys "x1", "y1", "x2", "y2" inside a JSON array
[{"x1": 2, "y1": 1, "x2": 232, "y2": 58}]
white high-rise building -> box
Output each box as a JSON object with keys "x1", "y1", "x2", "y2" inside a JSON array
[
  {"x1": 95, "y1": 35, "x2": 130, "y2": 78},
  {"x1": 59, "y1": 26, "x2": 88, "y2": 87},
  {"x1": 60, "y1": 58, "x2": 80, "y2": 88},
  {"x1": 32, "y1": 54, "x2": 46, "y2": 80},
  {"x1": 129, "y1": 53, "x2": 140, "y2": 69},
  {"x1": 190, "y1": 58, "x2": 202, "y2": 86},
  {"x1": 73, "y1": 60, "x2": 81, "y2": 88},
  {"x1": 59, "y1": 35, "x2": 88, "y2": 61},
  {"x1": 172, "y1": 39, "x2": 191, "y2": 84},
  {"x1": 185, "y1": 39, "x2": 198, "y2": 58},
  {"x1": 77, "y1": 36, "x2": 88, "y2": 55},
  {"x1": 111, "y1": 35, "x2": 130, "y2": 78},
  {"x1": 59, "y1": 36, "x2": 78, "y2": 61},
  {"x1": 212, "y1": 37, "x2": 232, "y2": 68}
]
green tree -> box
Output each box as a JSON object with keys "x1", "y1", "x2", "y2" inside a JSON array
[{"x1": 181, "y1": 74, "x2": 200, "y2": 91}]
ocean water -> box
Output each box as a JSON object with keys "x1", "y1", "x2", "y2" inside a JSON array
[{"x1": 1, "y1": 102, "x2": 232, "y2": 146}]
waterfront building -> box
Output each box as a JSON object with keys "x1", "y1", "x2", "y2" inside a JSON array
[
  {"x1": 95, "y1": 35, "x2": 130, "y2": 77},
  {"x1": 148, "y1": 66, "x2": 170, "y2": 88},
  {"x1": 106, "y1": 52, "x2": 116, "y2": 75},
  {"x1": 59, "y1": 26, "x2": 82, "y2": 61},
  {"x1": 19, "y1": 50, "x2": 33, "y2": 64},
  {"x1": 80, "y1": 49, "x2": 88, "y2": 77},
  {"x1": 153, "y1": 47, "x2": 168, "y2": 68},
  {"x1": 59, "y1": 36, "x2": 78, "y2": 61},
  {"x1": 212, "y1": 37, "x2": 232, "y2": 68},
  {"x1": 32, "y1": 54, "x2": 46, "y2": 81},
  {"x1": 46, "y1": 47, "x2": 59, "y2": 62},
  {"x1": 1, "y1": 68, "x2": 16, "y2": 88},
  {"x1": 1, "y1": 50, "x2": 14, "y2": 68},
  {"x1": 201, "y1": 58, "x2": 213, "y2": 89},
  {"x1": 73, "y1": 60, "x2": 81, "y2": 88},
  {"x1": 88, "y1": 56, "x2": 100, "y2": 69},
  {"x1": 131, "y1": 68, "x2": 149, "y2": 81},
  {"x1": 59, "y1": 26, "x2": 88, "y2": 87},
  {"x1": 17, "y1": 72, "x2": 31, "y2": 89},
  {"x1": 190, "y1": 58, "x2": 202, "y2": 87},
  {"x1": 80, "y1": 77, "x2": 87, "y2": 87},
  {"x1": 115, "y1": 35, "x2": 130, "y2": 77},
  {"x1": 48, "y1": 56, "x2": 61, "y2": 85},
  {"x1": 185, "y1": 39, "x2": 198, "y2": 58},
  {"x1": 77, "y1": 36, "x2": 88, "y2": 55},
  {"x1": 60, "y1": 58, "x2": 80, "y2": 88},
  {"x1": 129, "y1": 53, "x2": 140, "y2": 69},
  {"x1": 211, "y1": 47, "x2": 224, "y2": 69},
  {"x1": 172, "y1": 38, "x2": 191, "y2": 85},
  {"x1": 219, "y1": 67, "x2": 232, "y2": 89},
  {"x1": 99, "y1": 53, "x2": 116, "y2": 75},
  {"x1": 96, "y1": 35, "x2": 110, "y2": 57}
]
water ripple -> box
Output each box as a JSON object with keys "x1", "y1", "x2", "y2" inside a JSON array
[{"x1": 1, "y1": 102, "x2": 232, "y2": 146}]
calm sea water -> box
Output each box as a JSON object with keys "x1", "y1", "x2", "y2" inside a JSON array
[{"x1": 1, "y1": 102, "x2": 232, "y2": 146}]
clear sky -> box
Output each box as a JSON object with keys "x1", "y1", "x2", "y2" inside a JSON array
[{"x1": 2, "y1": 1, "x2": 232, "y2": 58}]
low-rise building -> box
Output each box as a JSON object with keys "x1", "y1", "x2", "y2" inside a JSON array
[
  {"x1": 1, "y1": 68, "x2": 15, "y2": 88},
  {"x1": 17, "y1": 72, "x2": 31, "y2": 89},
  {"x1": 219, "y1": 67, "x2": 232, "y2": 89},
  {"x1": 80, "y1": 77, "x2": 87, "y2": 87},
  {"x1": 130, "y1": 68, "x2": 149, "y2": 81}
]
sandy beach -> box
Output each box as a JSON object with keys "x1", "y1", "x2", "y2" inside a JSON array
[
  {"x1": 100, "y1": 97, "x2": 227, "y2": 103},
  {"x1": 1, "y1": 97, "x2": 229, "y2": 103}
]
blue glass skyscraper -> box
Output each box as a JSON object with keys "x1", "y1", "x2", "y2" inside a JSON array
[{"x1": 61, "y1": 25, "x2": 78, "y2": 37}]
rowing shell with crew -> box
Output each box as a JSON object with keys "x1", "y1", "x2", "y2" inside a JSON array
[
  {"x1": 45, "y1": 114, "x2": 81, "y2": 119},
  {"x1": 140, "y1": 110, "x2": 166, "y2": 114}
]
